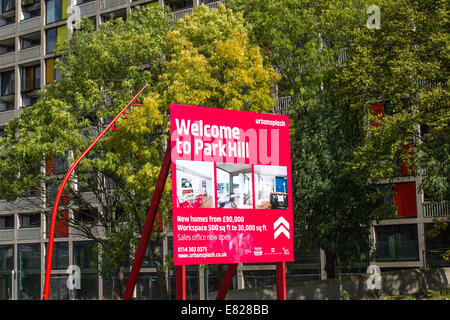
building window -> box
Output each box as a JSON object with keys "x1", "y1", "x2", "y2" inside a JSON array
[
  {"x1": 46, "y1": 0, "x2": 68, "y2": 24},
  {"x1": 0, "y1": 37, "x2": 14, "y2": 54},
  {"x1": 1, "y1": 70, "x2": 14, "y2": 96},
  {"x1": 0, "y1": 244, "x2": 13, "y2": 300},
  {"x1": 0, "y1": 215, "x2": 14, "y2": 229},
  {"x1": 375, "y1": 224, "x2": 419, "y2": 262},
  {"x1": 22, "y1": 0, "x2": 41, "y2": 21},
  {"x1": 45, "y1": 242, "x2": 68, "y2": 270},
  {"x1": 0, "y1": 100, "x2": 13, "y2": 112},
  {"x1": 166, "y1": 0, "x2": 193, "y2": 10},
  {"x1": 19, "y1": 213, "x2": 41, "y2": 228},
  {"x1": 424, "y1": 223, "x2": 450, "y2": 268},
  {"x1": 18, "y1": 243, "x2": 41, "y2": 299},
  {"x1": 73, "y1": 207, "x2": 97, "y2": 225},
  {"x1": 0, "y1": 0, "x2": 15, "y2": 26},
  {"x1": 21, "y1": 64, "x2": 41, "y2": 92},
  {"x1": 1, "y1": 0, "x2": 15, "y2": 13},
  {"x1": 45, "y1": 57, "x2": 62, "y2": 83},
  {"x1": 46, "y1": 27, "x2": 57, "y2": 53},
  {"x1": 46, "y1": 25, "x2": 68, "y2": 53},
  {"x1": 20, "y1": 32, "x2": 41, "y2": 49},
  {"x1": 73, "y1": 241, "x2": 98, "y2": 299},
  {"x1": 21, "y1": 94, "x2": 38, "y2": 107},
  {"x1": 101, "y1": 8, "x2": 127, "y2": 23},
  {"x1": 0, "y1": 70, "x2": 15, "y2": 112}
]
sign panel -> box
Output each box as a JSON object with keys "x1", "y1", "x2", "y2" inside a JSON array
[{"x1": 171, "y1": 104, "x2": 293, "y2": 265}]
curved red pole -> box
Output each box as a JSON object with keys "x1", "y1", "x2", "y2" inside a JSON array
[{"x1": 42, "y1": 84, "x2": 147, "y2": 300}]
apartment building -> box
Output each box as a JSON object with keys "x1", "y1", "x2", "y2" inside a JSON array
[
  {"x1": 367, "y1": 103, "x2": 449, "y2": 273},
  {"x1": 0, "y1": 0, "x2": 447, "y2": 301}
]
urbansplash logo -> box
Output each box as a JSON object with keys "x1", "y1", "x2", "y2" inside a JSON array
[{"x1": 255, "y1": 118, "x2": 286, "y2": 127}]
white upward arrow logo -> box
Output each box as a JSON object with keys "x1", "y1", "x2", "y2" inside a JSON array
[{"x1": 274, "y1": 217, "x2": 290, "y2": 239}]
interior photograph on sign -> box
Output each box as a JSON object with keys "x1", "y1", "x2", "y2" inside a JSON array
[
  {"x1": 175, "y1": 160, "x2": 215, "y2": 208},
  {"x1": 216, "y1": 163, "x2": 253, "y2": 209},
  {"x1": 254, "y1": 165, "x2": 288, "y2": 209}
]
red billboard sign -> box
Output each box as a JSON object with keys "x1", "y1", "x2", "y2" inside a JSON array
[{"x1": 171, "y1": 104, "x2": 293, "y2": 265}]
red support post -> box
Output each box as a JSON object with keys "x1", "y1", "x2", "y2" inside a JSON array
[
  {"x1": 176, "y1": 265, "x2": 186, "y2": 300},
  {"x1": 276, "y1": 262, "x2": 286, "y2": 300},
  {"x1": 216, "y1": 263, "x2": 238, "y2": 300},
  {"x1": 122, "y1": 143, "x2": 172, "y2": 300},
  {"x1": 42, "y1": 85, "x2": 148, "y2": 300}
]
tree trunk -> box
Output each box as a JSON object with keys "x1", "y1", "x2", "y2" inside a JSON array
[
  {"x1": 336, "y1": 253, "x2": 343, "y2": 299},
  {"x1": 150, "y1": 237, "x2": 169, "y2": 299},
  {"x1": 118, "y1": 266, "x2": 125, "y2": 299},
  {"x1": 324, "y1": 249, "x2": 336, "y2": 279}
]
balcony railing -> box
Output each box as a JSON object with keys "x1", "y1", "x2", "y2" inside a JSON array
[
  {"x1": 423, "y1": 200, "x2": 449, "y2": 218},
  {"x1": 173, "y1": 7, "x2": 193, "y2": 21},
  {"x1": 172, "y1": 1, "x2": 222, "y2": 22},
  {"x1": 273, "y1": 96, "x2": 294, "y2": 115},
  {"x1": 204, "y1": 1, "x2": 221, "y2": 9}
]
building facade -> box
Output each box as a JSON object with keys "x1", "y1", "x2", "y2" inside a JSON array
[{"x1": 0, "y1": 0, "x2": 448, "y2": 300}]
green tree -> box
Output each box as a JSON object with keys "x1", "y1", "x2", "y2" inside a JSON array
[
  {"x1": 340, "y1": 0, "x2": 449, "y2": 201},
  {"x1": 228, "y1": 0, "x2": 396, "y2": 290},
  {"x1": 0, "y1": 4, "x2": 278, "y2": 298},
  {"x1": 0, "y1": 6, "x2": 173, "y2": 298},
  {"x1": 340, "y1": 0, "x2": 449, "y2": 263},
  {"x1": 291, "y1": 103, "x2": 394, "y2": 286},
  {"x1": 156, "y1": 3, "x2": 279, "y2": 113},
  {"x1": 145, "y1": 3, "x2": 279, "y2": 290}
]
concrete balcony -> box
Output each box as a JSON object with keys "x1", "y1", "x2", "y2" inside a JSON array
[
  {"x1": 18, "y1": 16, "x2": 41, "y2": 33},
  {"x1": 0, "y1": 197, "x2": 40, "y2": 213},
  {"x1": 79, "y1": 0, "x2": 97, "y2": 16},
  {"x1": 17, "y1": 227, "x2": 40, "y2": 240},
  {"x1": 0, "y1": 109, "x2": 15, "y2": 125},
  {"x1": 0, "y1": 23, "x2": 15, "y2": 38},
  {"x1": 18, "y1": 45, "x2": 40, "y2": 61},
  {"x1": 423, "y1": 201, "x2": 449, "y2": 218},
  {"x1": 0, "y1": 51, "x2": 15, "y2": 65},
  {"x1": 100, "y1": 0, "x2": 126, "y2": 10},
  {"x1": 0, "y1": 229, "x2": 13, "y2": 241}
]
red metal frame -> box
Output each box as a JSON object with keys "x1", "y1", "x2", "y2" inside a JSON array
[
  {"x1": 175, "y1": 265, "x2": 186, "y2": 300},
  {"x1": 122, "y1": 143, "x2": 171, "y2": 300},
  {"x1": 216, "y1": 263, "x2": 238, "y2": 300},
  {"x1": 42, "y1": 85, "x2": 148, "y2": 300},
  {"x1": 276, "y1": 262, "x2": 287, "y2": 300}
]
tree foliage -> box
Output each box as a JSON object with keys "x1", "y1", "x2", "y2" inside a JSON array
[
  {"x1": 0, "y1": 4, "x2": 278, "y2": 298},
  {"x1": 227, "y1": 0, "x2": 396, "y2": 282},
  {"x1": 155, "y1": 3, "x2": 279, "y2": 114},
  {"x1": 340, "y1": 0, "x2": 449, "y2": 202},
  {"x1": 0, "y1": 6, "x2": 172, "y2": 298}
]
